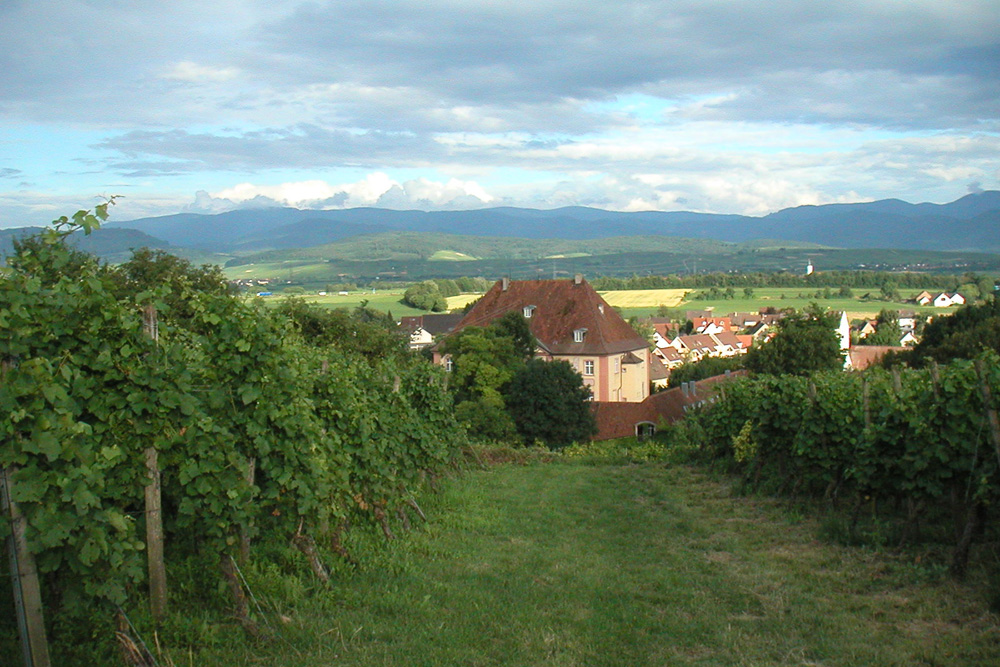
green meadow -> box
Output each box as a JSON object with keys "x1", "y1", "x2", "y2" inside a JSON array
[{"x1": 183, "y1": 459, "x2": 998, "y2": 666}]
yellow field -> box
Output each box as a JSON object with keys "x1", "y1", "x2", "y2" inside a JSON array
[
  {"x1": 598, "y1": 289, "x2": 690, "y2": 308},
  {"x1": 445, "y1": 293, "x2": 484, "y2": 310}
]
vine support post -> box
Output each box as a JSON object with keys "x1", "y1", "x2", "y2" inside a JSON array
[
  {"x1": 974, "y1": 359, "x2": 1000, "y2": 466},
  {"x1": 239, "y1": 457, "x2": 256, "y2": 564},
  {"x1": 2, "y1": 465, "x2": 52, "y2": 667},
  {"x1": 142, "y1": 305, "x2": 168, "y2": 622}
]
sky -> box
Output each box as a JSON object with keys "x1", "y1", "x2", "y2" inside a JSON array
[{"x1": 1, "y1": 0, "x2": 998, "y2": 228}]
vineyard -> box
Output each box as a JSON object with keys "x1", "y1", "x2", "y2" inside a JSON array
[
  {"x1": 0, "y1": 207, "x2": 465, "y2": 664},
  {"x1": 680, "y1": 356, "x2": 1000, "y2": 577}
]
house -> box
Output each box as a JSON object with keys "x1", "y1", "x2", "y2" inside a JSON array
[
  {"x1": 436, "y1": 275, "x2": 651, "y2": 403},
  {"x1": 691, "y1": 316, "x2": 732, "y2": 335},
  {"x1": 848, "y1": 346, "x2": 905, "y2": 371},
  {"x1": 729, "y1": 312, "x2": 761, "y2": 329},
  {"x1": 897, "y1": 310, "x2": 918, "y2": 330},
  {"x1": 399, "y1": 313, "x2": 464, "y2": 350},
  {"x1": 854, "y1": 319, "x2": 877, "y2": 339},
  {"x1": 899, "y1": 330, "x2": 918, "y2": 346},
  {"x1": 713, "y1": 331, "x2": 747, "y2": 356},
  {"x1": 914, "y1": 291, "x2": 934, "y2": 306},
  {"x1": 650, "y1": 321, "x2": 678, "y2": 349},
  {"x1": 933, "y1": 292, "x2": 964, "y2": 308},
  {"x1": 649, "y1": 355, "x2": 670, "y2": 390},
  {"x1": 671, "y1": 334, "x2": 719, "y2": 361},
  {"x1": 653, "y1": 345, "x2": 684, "y2": 369},
  {"x1": 746, "y1": 321, "x2": 772, "y2": 342}
]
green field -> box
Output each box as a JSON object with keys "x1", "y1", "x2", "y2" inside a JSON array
[
  {"x1": 189, "y1": 459, "x2": 998, "y2": 666},
  {"x1": 255, "y1": 288, "x2": 429, "y2": 317},
  {"x1": 278, "y1": 284, "x2": 957, "y2": 324},
  {"x1": 616, "y1": 287, "x2": 949, "y2": 321}
]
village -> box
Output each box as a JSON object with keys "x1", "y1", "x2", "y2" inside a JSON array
[{"x1": 394, "y1": 274, "x2": 974, "y2": 440}]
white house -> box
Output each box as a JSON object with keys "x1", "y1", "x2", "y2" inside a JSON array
[{"x1": 933, "y1": 292, "x2": 964, "y2": 308}]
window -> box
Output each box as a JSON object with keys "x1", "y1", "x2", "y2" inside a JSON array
[
  {"x1": 574, "y1": 328, "x2": 588, "y2": 343},
  {"x1": 523, "y1": 305, "x2": 536, "y2": 318},
  {"x1": 444, "y1": 357, "x2": 453, "y2": 372},
  {"x1": 584, "y1": 360, "x2": 594, "y2": 375}
]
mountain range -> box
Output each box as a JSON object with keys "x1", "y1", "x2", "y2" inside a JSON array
[{"x1": 98, "y1": 191, "x2": 1000, "y2": 255}]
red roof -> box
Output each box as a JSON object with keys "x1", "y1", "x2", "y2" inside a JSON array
[
  {"x1": 451, "y1": 277, "x2": 647, "y2": 356},
  {"x1": 849, "y1": 346, "x2": 905, "y2": 370}
]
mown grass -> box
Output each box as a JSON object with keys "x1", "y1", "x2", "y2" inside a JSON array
[{"x1": 173, "y1": 460, "x2": 999, "y2": 666}]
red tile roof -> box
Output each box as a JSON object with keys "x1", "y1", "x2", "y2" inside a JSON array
[
  {"x1": 451, "y1": 278, "x2": 647, "y2": 356},
  {"x1": 848, "y1": 346, "x2": 905, "y2": 370}
]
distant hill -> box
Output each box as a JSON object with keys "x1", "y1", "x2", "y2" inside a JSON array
[
  {"x1": 104, "y1": 191, "x2": 1000, "y2": 254},
  {"x1": 1, "y1": 226, "x2": 192, "y2": 265}
]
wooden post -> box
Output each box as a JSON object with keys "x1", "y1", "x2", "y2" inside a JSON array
[
  {"x1": 142, "y1": 305, "x2": 168, "y2": 622},
  {"x1": 975, "y1": 359, "x2": 1000, "y2": 466},
  {"x1": 2, "y1": 466, "x2": 52, "y2": 667},
  {"x1": 929, "y1": 360, "x2": 940, "y2": 399},
  {"x1": 239, "y1": 457, "x2": 256, "y2": 564},
  {"x1": 862, "y1": 377, "x2": 871, "y2": 429}
]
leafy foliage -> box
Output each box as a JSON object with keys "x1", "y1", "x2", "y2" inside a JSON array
[
  {"x1": 503, "y1": 359, "x2": 597, "y2": 448},
  {"x1": 744, "y1": 305, "x2": 843, "y2": 375},
  {"x1": 1, "y1": 205, "x2": 465, "y2": 659},
  {"x1": 907, "y1": 297, "x2": 1000, "y2": 365},
  {"x1": 403, "y1": 281, "x2": 448, "y2": 311},
  {"x1": 683, "y1": 356, "x2": 1000, "y2": 573}
]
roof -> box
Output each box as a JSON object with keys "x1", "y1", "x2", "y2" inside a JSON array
[
  {"x1": 649, "y1": 355, "x2": 669, "y2": 381},
  {"x1": 676, "y1": 334, "x2": 717, "y2": 353},
  {"x1": 692, "y1": 316, "x2": 732, "y2": 332},
  {"x1": 655, "y1": 346, "x2": 683, "y2": 363},
  {"x1": 399, "y1": 312, "x2": 464, "y2": 335},
  {"x1": 848, "y1": 346, "x2": 905, "y2": 370},
  {"x1": 713, "y1": 331, "x2": 742, "y2": 348},
  {"x1": 449, "y1": 277, "x2": 647, "y2": 356}
]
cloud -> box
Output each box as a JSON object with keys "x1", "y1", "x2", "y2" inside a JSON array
[
  {"x1": 192, "y1": 173, "x2": 496, "y2": 211},
  {"x1": 97, "y1": 125, "x2": 443, "y2": 172},
  {"x1": 162, "y1": 61, "x2": 242, "y2": 83},
  {"x1": 2, "y1": 1, "x2": 998, "y2": 225}
]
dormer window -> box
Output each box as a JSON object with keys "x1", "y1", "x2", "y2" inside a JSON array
[
  {"x1": 574, "y1": 328, "x2": 588, "y2": 343},
  {"x1": 523, "y1": 305, "x2": 537, "y2": 318}
]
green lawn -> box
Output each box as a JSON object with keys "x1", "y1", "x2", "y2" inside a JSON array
[
  {"x1": 188, "y1": 461, "x2": 998, "y2": 666},
  {"x1": 255, "y1": 289, "x2": 430, "y2": 317},
  {"x1": 618, "y1": 287, "x2": 948, "y2": 321}
]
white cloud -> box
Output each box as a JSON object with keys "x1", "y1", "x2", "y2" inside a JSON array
[
  {"x1": 204, "y1": 173, "x2": 495, "y2": 210},
  {"x1": 162, "y1": 61, "x2": 242, "y2": 83}
]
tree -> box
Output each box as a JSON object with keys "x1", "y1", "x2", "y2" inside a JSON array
[
  {"x1": 744, "y1": 305, "x2": 843, "y2": 376},
  {"x1": 863, "y1": 309, "x2": 901, "y2": 346},
  {"x1": 668, "y1": 355, "x2": 743, "y2": 387},
  {"x1": 880, "y1": 280, "x2": 900, "y2": 302},
  {"x1": 491, "y1": 311, "x2": 537, "y2": 359},
  {"x1": 403, "y1": 281, "x2": 448, "y2": 311},
  {"x1": 503, "y1": 359, "x2": 597, "y2": 448},
  {"x1": 273, "y1": 297, "x2": 407, "y2": 360},
  {"x1": 908, "y1": 297, "x2": 1000, "y2": 365}
]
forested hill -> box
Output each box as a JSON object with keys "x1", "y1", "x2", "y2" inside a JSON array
[{"x1": 100, "y1": 191, "x2": 1000, "y2": 254}]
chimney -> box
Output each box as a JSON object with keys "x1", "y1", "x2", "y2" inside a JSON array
[
  {"x1": 573, "y1": 273, "x2": 583, "y2": 285},
  {"x1": 501, "y1": 277, "x2": 510, "y2": 291}
]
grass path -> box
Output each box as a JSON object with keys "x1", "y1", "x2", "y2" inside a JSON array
[{"x1": 239, "y1": 464, "x2": 997, "y2": 666}]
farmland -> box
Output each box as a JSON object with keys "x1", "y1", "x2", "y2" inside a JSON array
[{"x1": 276, "y1": 285, "x2": 953, "y2": 324}]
